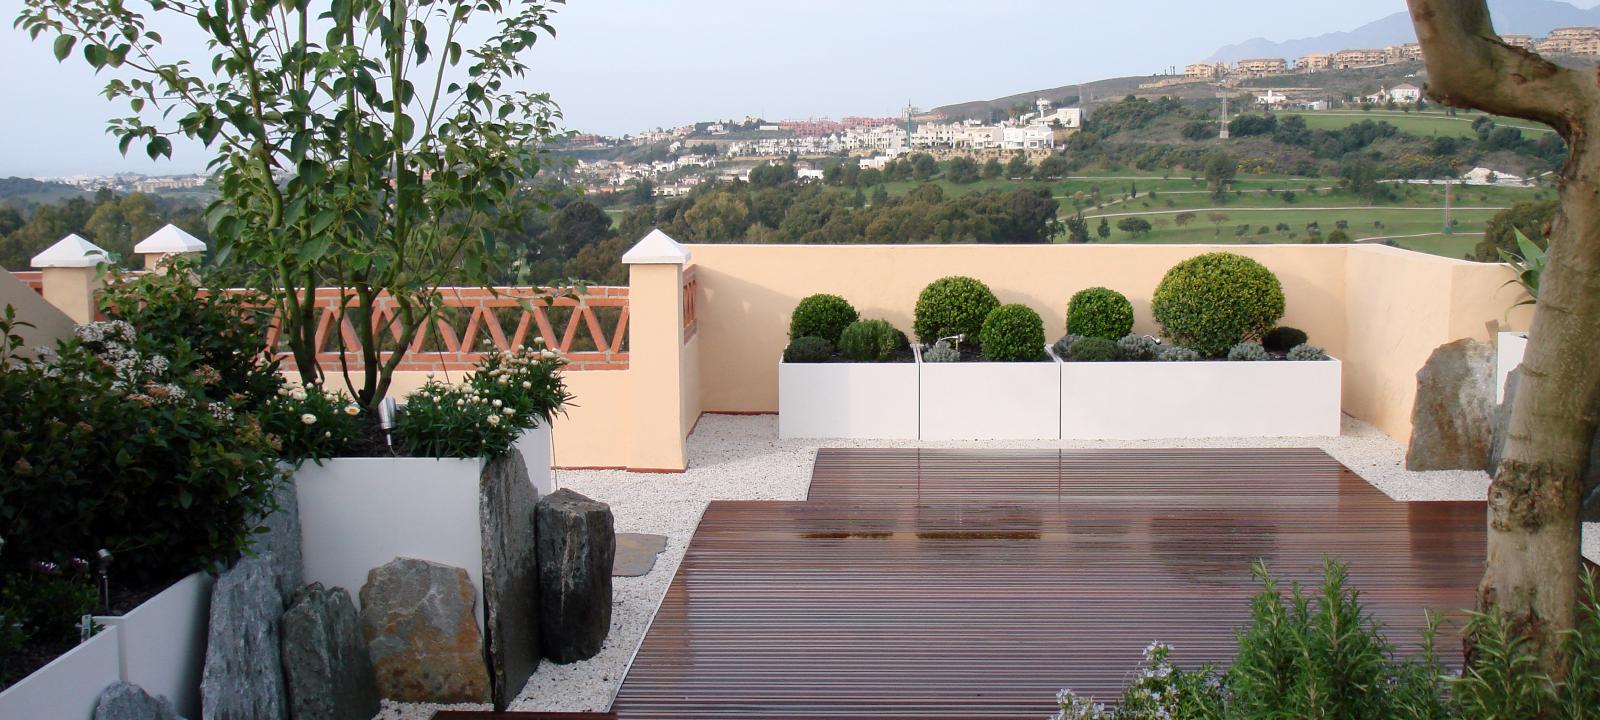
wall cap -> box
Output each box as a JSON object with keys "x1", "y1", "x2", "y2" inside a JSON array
[
  {"x1": 622, "y1": 229, "x2": 692, "y2": 265},
  {"x1": 31, "y1": 234, "x2": 110, "y2": 268},
  {"x1": 132, "y1": 224, "x2": 207, "y2": 254}
]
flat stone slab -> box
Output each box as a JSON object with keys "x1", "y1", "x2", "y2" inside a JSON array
[{"x1": 613, "y1": 533, "x2": 668, "y2": 577}]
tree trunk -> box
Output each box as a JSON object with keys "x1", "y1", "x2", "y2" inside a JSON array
[{"x1": 1406, "y1": 0, "x2": 1599, "y2": 679}]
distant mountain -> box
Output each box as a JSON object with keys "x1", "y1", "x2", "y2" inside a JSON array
[{"x1": 1207, "y1": 0, "x2": 1600, "y2": 63}]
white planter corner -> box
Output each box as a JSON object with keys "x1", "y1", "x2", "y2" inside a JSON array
[
  {"x1": 92, "y1": 571, "x2": 213, "y2": 719},
  {"x1": 0, "y1": 626, "x2": 122, "y2": 720},
  {"x1": 918, "y1": 346, "x2": 1061, "y2": 441},
  {"x1": 1496, "y1": 332, "x2": 1528, "y2": 405},
  {"x1": 1059, "y1": 358, "x2": 1343, "y2": 440},
  {"x1": 779, "y1": 353, "x2": 920, "y2": 439}
]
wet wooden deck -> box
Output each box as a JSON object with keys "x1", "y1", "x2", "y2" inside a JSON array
[{"x1": 468, "y1": 448, "x2": 1486, "y2": 720}]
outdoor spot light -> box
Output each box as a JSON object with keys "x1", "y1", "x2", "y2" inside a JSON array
[{"x1": 378, "y1": 396, "x2": 399, "y2": 453}]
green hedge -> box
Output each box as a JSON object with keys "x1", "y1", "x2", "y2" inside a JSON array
[{"x1": 838, "y1": 319, "x2": 907, "y2": 362}]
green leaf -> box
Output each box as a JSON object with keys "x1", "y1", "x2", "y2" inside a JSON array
[
  {"x1": 53, "y1": 35, "x2": 75, "y2": 62},
  {"x1": 297, "y1": 235, "x2": 331, "y2": 263}
]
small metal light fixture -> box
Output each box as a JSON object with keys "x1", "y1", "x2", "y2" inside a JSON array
[
  {"x1": 95, "y1": 548, "x2": 113, "y2": 611},
  {"x1": 939, "y1": 334, "x2": 966, "y2": 353},
  {"x1": 377, "y1": 396, "x2": 399, "y2": 453}
]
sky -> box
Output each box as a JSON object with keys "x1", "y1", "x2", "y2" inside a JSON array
[{"x1": 0, "y1": 0, "x2": 1417, "y2": 177}]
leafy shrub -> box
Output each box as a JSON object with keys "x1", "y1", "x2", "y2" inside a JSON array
[
  {"x1": 1228, "y1": 342, "x2": 1270, "y2": 361},
  {"x1": 838, "y1": 320, "x2": 908, "y2": 362},
  {"x1": 397, "y1": 348, "x2": 573, "y2": 459},
  {"x1": 1262, "y1": 326, "x2": 1309, "y2": 353},
  {"x1": 783, "y1": 336, "x2": 834, "y2": 363},
  {"x1": 1116, "y1": 334, "x2": 1157, "y2": 361},
  {"x1": 1065, "y1": 336, "x2": 1121, "y2": 362},
  {"x1": 469, "y1": 346, "x2": 573, "y2": 429},
  {"x1": 1287, "y1": 344, "x2": 1329, "y2": 362},
  {"x1": 913, "y1": 276, "x2": 999, "y2": 345},
  {"x1": 0, "y1": 561, "x2": 99, "y2": 685},
  {"x1": 1156, "y1": 345, "x2": 1202, "y2": 362},
  {"x1": 262, "y1": 384, "x2": 364, "y2": 465},
  {"x1": 789, "y1": 294, "x2": 858, "y2": 345},
  {"x1": 922, "y1": 339, "x2": 960, "y2": 363},
  {"x1": 1152, "y1": 252, "x2": 1285, "y2": 357},
  {"x1": 1052, "y1": 334, "x2": 1085, "y2": 359},
  {"x1": 1067, "y1": 287, "x2": 1135, "y2": 341},
  {"x1": 978, "y1": 304, "x2": 1046, "y2": 361}
]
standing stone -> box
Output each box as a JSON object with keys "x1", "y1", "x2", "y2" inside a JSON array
[
  {"x1": 535, "y1": 489, "x2": 615, "y2": 663},
  {"x1": 281, "y1": 584, "x2": 379, "y2": 720},
  {"x1": 479, "y1": 450, "x2": 541, "y2": 710},
  {"x1": 94, "y1": 682, "x2": 179, "y2": 720},
  {"x1": 201, "y1": 556, "x2": 287, "y2": 720},
  {"x1": 1407, "y1": 338, "x2": 1495, "y2": 471},
  {"x1": 250, "y1": 478, "x2": 303, "y2": 604},
  {"x1": 358, "y1": 558, "x2": 489, "y2": 703},
  {"x1": 1488, "y1": 367, "x2": 1521, "y2": 477}
]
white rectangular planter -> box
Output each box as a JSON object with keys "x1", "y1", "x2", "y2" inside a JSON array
[
  {"x1": 92, "y1": 571, "x2": 213, "y2": 719},
  {"x1": 1059, "y1": 358, "x2": 1343, "y2": 439},
  {"x1": 779, "y1": 354, "x2": 920, "y2": 439},
  {"x1": 0, "y1": 626, "x2": 122, "y2": 720},
  {"x1": 1497, "y1": 332, "x2": 1528, "y2": 404},
  {"x1": 919, "y1": 352, "x2": 1061, "y2": 441}
]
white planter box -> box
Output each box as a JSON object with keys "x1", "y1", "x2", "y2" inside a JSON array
[
  {"x1": 1059, "y1": 358, "x2": 1343, "y2": 439},
  {"x1": 0, "y1": 627, "x2": 122, "y2": 720},
  {"x1": 92, "y1": 572, "x2": 212, "y2": 718},
  {"x1": 295, "y1": 425, "x2": 553, "y2": 628},
  {"x1": 1497, "y1": 332, "x2": 1528, "y2": 404},
  {"x1": 779, "y1": 353, "x2": 920, "y2": 439},
  {"x1": 919, "y1": 350, "x2": 1061, "y2": 441}
]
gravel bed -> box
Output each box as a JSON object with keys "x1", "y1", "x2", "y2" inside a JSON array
[{"x1": 376, "y1": 413, "x2": 1600, "y2": 719}]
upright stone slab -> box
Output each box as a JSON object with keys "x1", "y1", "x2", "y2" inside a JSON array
[
  {"x1": 251, "y1": 478, "x2": 303, "y2": 603},
  {"x1": 535, "y1": 489, "x2": 615, "y2": 663},
  {"x1": 480, "y1": 450, "x2": 541, "y2": 710},
  {"x1": 282, "y1": 584, "x2": 379, "y2": 720},
  {"x1": 94, "y1": 682, "x2": 179, "y2": 720},
  {"x1": 358, "y1": 558, "x2": 489, "y2": 703},
  {"x1": 1407, "y1": 338, "x2": 1495, "y2": 471},
  {"x1": 201, "y1": 556, "x2": 288, "y2": 720}
]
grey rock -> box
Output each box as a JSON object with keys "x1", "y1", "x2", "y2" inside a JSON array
[
  {"x1": 201, "y1": 556, "x2": 287, "y2": 720},
  {"x1": 1407, "y1": 339, "x2": 1496, "y2": 471},
  {"x1": 250, "y1": 478, "x2": 303, "y2": 604},
  {"x1": 358, "y1": 558, "x2": 488, "y2": 704},
  {"x1": 479, "y1": 450, "x2": 541, "y2": 710},
  {"x1": 281, "y1": 584, "x2": 378, "y2": 720},
  {"x1": 94, "y1": 682, "x2": 179, "y2": 720},
  {"x1": 1488, "y1": 367, "x2": 1521, "y2": 477},
  {"x1": 613, "y1": 533, "x2": 668, "y2": 577},
  {"x1": 535, "y1": 489, "x2": 615, "y2": 663}
]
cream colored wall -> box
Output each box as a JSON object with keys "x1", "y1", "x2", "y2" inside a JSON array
[{"x1": 0, "y1": 270, "x2": 76, "y2": 357}]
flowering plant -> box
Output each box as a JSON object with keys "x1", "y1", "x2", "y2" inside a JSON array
[
  {"x1": 467, "y1": 345, "x2": 573, "y2": 429},
  {"x1": 261, "y1": 384, "x2": 364, "y2": 465},
  {"x1": 396, "y1": 345, "x2": 571, "y2": 459}
]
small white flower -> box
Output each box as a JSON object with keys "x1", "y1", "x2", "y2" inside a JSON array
[
  {"x1": 300, "y1": 413, "x2": 317, "y2": 425},
  {"x1": 497, "y1": 376, "x2": 508, "y2": 385},
  {"x1": 456, "y1": 400, "x2": 465, "y2": 407},
  {"x1": 502, "y1": 408, "x2": 515, "y2": 416},
  {"x1": 492, "y1": 399, "x2": 502, "y2": 408},
  {"x1": 534, "y1": 337, "x2": 546, "y2": 346},
  {"x1": 487, "y1": 415, "x2": 501, "y2": 426},
  {"x1": 426, "y1": 370, "x2": 436, "y2": 379},
  {"x1": 291, "y1": 388, "x2": 307, "y2": 402},
  {"x1": 521, "y1": 381, "x2": 531, "y2": 389},
  {"x1": 344, "y1": 403, "x2": 360, "y2": 416}
]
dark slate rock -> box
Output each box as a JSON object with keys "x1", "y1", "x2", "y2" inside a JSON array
[
  {"x1": 94, "y1": 682, "x2": 179, "y2": 720},
  {"x1": 1407, "y1": 339, "x2": 1495, "y2": 471},
  {"x1": 281, "y1": 583, "x2": 379, "y2": 720},
  {"x1": 479, "y1": 450, "x2": 541, "y2": 710},
  {"x1": 613, "y1": 533, "x2": 668, "y2": 577},
  {"x1": 358, "y1": 558, "x2": 488, "y2": 704},
  {"x1": 201, "y1": 556, "x2": 287, "y2": 720},
  {"x1": 250, "y1": 477, "x2": 303, "y2": 604},
  {"x1": 535, "y1": 489, "x2": 615, "y2": 663}
]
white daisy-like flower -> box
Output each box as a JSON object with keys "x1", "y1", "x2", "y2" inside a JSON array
[
  {"x1": 344, "y1": 403, "x2": 360, "y2": 416},
  {"x1": 502, "y1": 408, "x2": 515, "y2": 416},
  {"x1": 487, "y1": 415, "x2": 501, "y2": 426},
  {"x1": 492, "y1": 399, "x2": 503, "y2": 408},
  {"x1": 300, "y1": 413, "x2": 317, "y2": 425},
  {"x1": 291, "y1": 388, "x2": 307, "y2": 402},
  {"x1": 521, "y1": 381, "x2": 531, "y2": 389}
]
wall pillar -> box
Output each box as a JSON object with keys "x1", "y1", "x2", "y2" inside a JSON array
[
  {"x1": 621, "y1": 229, "x2": 692, "y2": 472},
  {"x1": 133, "y1": 224, "x2": 207, "y2": 271},
  {"x1": 30, "y1": 234, "x2": 109, "y2": 324}
]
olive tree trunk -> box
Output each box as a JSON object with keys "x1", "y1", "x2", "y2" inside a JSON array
[{"x1": 1406, "y1": 0, "x2": 1597, "y2": 678}]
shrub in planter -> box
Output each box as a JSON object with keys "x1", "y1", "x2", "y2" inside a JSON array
[
  {"x1": 789, "y1": 294, "x2": 858, "y2": 345},
  {"x1": 1156, "y1": 345, "x2": 1202, "y2": 362},
  {"x1": 1065, "y1": 336, "x2": 1121, "y2": 362},
  {"x1": 469, "y1": 347, "x2": 573, "y2": 429},
  {"x1": 1288, "y1": 344, "x2": 1330, "y2": 361},
  {"x1": 914, "y1": 276, "x2": 999, "y2": 345},
  {"x1": 1152, "y1": 252, "x2": 1285, "y2": 357},
  {"x1": 1116, "y1": 334, "x2": 1158, "y2": 361},
  {"x1": 395, "y1": 348, "x2": 571, "y2": 458},
  {"x1": 979, "y1": 304, "x2": 1047, "y2": 361},
  {"x1": 783, "y1": 336, "x2": 834, "y2": 363},
  {"x1": 0, "y1": 561, "x2": 98, "y2": 686},
  {"x1": 262, "y1": 384, "x2": 365, "y2": 465},
  {"x1": 838, "y1": 320, "x2": 908, "y2": 362},
  {"x1": 1228, "y1": 342, "x2": 1270, "y2": 361},
  {"x1": 1052, "y1": 334, "x2": 1085, "y2": 360},
  {"x1": 1262, "y1": 326, "x2": 1309, "y2": 354},
  {"x1": 1067, "y1": 287, "x2": 1135, "y2": 341},
  {"x1": 922, "y1": 339, "x2": 960, "y2": 363}
]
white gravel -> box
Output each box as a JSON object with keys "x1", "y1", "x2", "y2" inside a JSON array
[{"x1": 377, "y1": 413, "x2": 1600, "y2": 719}]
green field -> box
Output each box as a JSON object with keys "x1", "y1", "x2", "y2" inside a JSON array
[
  {"x1": 1078, "y1": 207, "x2": 1499, "y2": 246},
  {"x1": 1282, "y1": 110, "x2": 1556, "y2": 138}
]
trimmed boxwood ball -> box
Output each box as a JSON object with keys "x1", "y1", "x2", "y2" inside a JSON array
[
  {"x1": 913, "y1": 276, "x2": 1000, "y2": 345},
  {"x1": 1263, "y1": 326, "x2": 1309, "y2": 353},
  {"x1": 838, "y1": 319, "x2": 908, "y2": 362},
  {"x1": 1067, "y1": 287, "x2": 1135, "y2": 341},
  {"x1": 1152, "y1": 252, "x2": 1285, "y2": 357},
  {"x1": 979, "y1": 304, "x2": 1047, "y2": 361},
  {"x1": 789, "y1": 294, "x2": 858, "y2": 345},
  {"x1": 1065, "y1": 336, "x2": 1121, "y2": 362},
  {"x1": 783, "y1": 336, "x2": 834, "y2": 363}
]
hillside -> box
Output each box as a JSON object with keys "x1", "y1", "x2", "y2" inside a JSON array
[
  {"x1": 932, "y1": 75, "x2": 1198, "y2": 123},
  {"x1": 1207, "y1": 0, "x2": 1600, "y2": 63},
  {"x1": 0, "y1": 177, "x2": 86, "y2": 204}
]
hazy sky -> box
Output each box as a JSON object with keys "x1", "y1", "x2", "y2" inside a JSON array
[{"x1": 2, "y1": 0, "x2": 1416, "y2": 177}]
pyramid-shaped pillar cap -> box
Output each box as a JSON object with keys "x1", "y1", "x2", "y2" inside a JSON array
[
  {"x1": 132, "y1": 223, "x2": 207, "y2": 254},
  {"x1": 621, "y1": 229, "x2": 692, "y2": 265},
  {"x1": 31, "y1": 233, "x2": 110, "y2": 268}
]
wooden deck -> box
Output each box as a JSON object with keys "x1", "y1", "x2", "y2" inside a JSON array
[{"x1": 480, "y1": 448, "x2": 1486, "y2": 720}]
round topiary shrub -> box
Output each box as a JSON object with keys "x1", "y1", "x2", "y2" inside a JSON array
[
  {"x1": 1152, "y1": 252, "x2": 1285, "y2": 357},
  {"x1": 789, "y1": 294, "x2": 858, "y2": 345},
  {"x1": 1067, "y1": 287, "x2": 1135, "y2": 341},
  {"x1": 1227, "y1": 342, "x2": 1270, "y2": 361},
  {"x1": 838, "y1": 319, "x2": 908, "y2": 362},
  {"x1": 913, "y1": 276, "x2": 1000, "y2": 345},
  {"x1": 783, "y1": 336, "x2": 834, "y2": 363},
  {"x1": 1065, "y1": 336, "x2": 1121, "y2": 362},
  {"x1": 979, "y1": 304, "x2": 1047, "y2": 361},
  {"x1": 1262, "y1": 326, "x2": 1309, "y2": 354}
]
